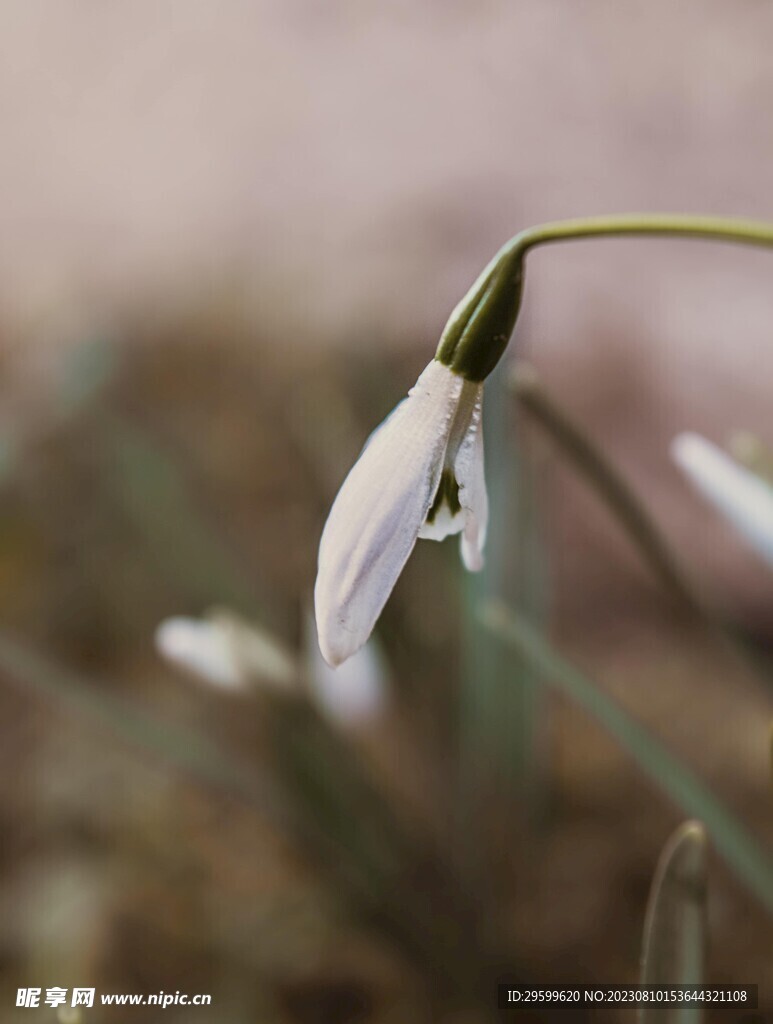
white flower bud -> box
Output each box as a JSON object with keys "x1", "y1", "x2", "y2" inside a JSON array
[{"x1": 315, "y1": 359, "x2": 488, "y2": 666}]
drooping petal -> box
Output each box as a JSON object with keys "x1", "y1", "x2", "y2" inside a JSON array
[
  {"x1": 671, "y1": 432, "x2": 773, "y2": 569},
  {"x1": 315, "y1": 359, "x2": 463, "y2": 666},
  {"x1": 454, "y1": 387, "x2": 488, "y2": 571}
]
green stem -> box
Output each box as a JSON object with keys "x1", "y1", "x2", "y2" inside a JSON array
[
  {"x1": 510, "y1": 213, "x2": 773, "y2": 258},
  {"x1": 502, "y1": 212, "x2": 773, "y2": 323},
  {"x1": 491, "y1": 215, "x2": 773, "y2": 301},
  {"x1": 438, "y1": 214, "x2": 773, "y2": 380}
]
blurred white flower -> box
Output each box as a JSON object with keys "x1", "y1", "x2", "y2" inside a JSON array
[
  {"x1": 156, "y1": 615, "x2": 240, "y2": 688},
  {"x1": 304, "y1": 612, "x2": 387, "y2": 725},
  {"x1": 155, "y1": 610, "x2": 296, "y2": 690},
  {"x1": 315, "y1": 358, "x2": 487, "y2": 667},
  {"x1": 155, "y1": 608, "x2": 387, "y2": 726},
  {"x1": 671, "y1": 432, "x2": 773, "y2": 568}
]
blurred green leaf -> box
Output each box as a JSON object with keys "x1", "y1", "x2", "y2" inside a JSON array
[
  {"x1": 481, "y1": 603, "x2": 773, "y2": 917},
  {"x1": 105, "y1": 415, "x2": 271, "y2": 618},
  {"x1": 510, "y1": 363, "x2": 703, "y2": 618},
  {"x1": 60, "y1": 338, "x2": 120, "y2": 414},
  {"x1": 0, "y1": 627, "x2": 283, "y2": 820}
]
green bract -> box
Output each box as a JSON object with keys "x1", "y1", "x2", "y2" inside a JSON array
[{"x1": 435, "y1": 248, "x2": 524, "y2": 382}]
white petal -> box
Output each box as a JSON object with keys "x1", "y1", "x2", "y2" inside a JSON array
[
  {"x1": 305, "y1": 612, "x2": 387, "y2": 725},
  {"x1": 671, "y1": 432, "x2": 773, "y2": 568},
  {"x1": 315, "y1": 359, "x2": 463, "y2": 666},
  {"x1": 454, "y1": 387, "x2": 488, "y2": 571},
  {"x1": 155, "y1": 617, "x2": 242, "y2": 688}
]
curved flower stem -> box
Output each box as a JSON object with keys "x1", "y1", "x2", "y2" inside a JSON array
[
  {"x1": 511, "y1": 213, "x2": 773, "y2": 257},
  {"x1": 496, "y1": 214, "x2": 773, "y2": 309},
  {"x1": 438, "y1": 214, "x2": 773, "y2": 380},
  {"x1": 502, "y1": 214, "x2": 773, "y2": 315}
]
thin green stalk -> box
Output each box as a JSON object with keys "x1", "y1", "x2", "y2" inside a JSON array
[
  {"x1": 509, "y1": 363, "x2": 773, "y2": 683},
  {"x1": 0, "y1": 629, "x2": 283, "y2": 820},
  {"x1": 513, "y1": 213, "x2": 773, "y2": 255},
  {"x1": 480, "y1": 602, "x2": 773, "y2": 917},
  {"x1": 510, "y1": 363, "x2": 705, "y2": 619},
  {"x1": 498, "y1": 214, "x2": 773, "y2": 295}
]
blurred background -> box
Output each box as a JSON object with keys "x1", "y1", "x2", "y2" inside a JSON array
[{"x1": 1, "y1": 2, "x2": 773, "y2": 1021}]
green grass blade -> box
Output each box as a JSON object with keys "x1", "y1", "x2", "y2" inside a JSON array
[
  {"x1": 481, "y1": 602, "x2": 773, "y2": 916},
  {"x1": 510, "y1": 363, "x2": 702, "y2": 618},
  {"x1": 640, "y1": 821, "x2": 707, "y2": 1024},
  {"x1": 105, "y1": 415, "x2": 271, "y2": 617},
  {"x1": 0, "y1": 628, "x2": 283, "y2": 820},
  {"x1": 460, "y1": 365, "x2": 548, "y2": 802}
]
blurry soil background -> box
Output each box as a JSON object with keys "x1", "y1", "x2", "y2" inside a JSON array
[{"x1": 1, "y1": 2, "x2": 773, "y2": 1022}]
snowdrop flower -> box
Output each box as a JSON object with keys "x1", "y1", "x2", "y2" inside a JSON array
[
  {"x1": 155, "y1": 610, "x2": 296, "y2": 690},
  {"x1": 671, "y1": 432, "x2": 773, "y2": 569},
  {"x1": 315, "y1": 247, "x2": 524, "y2": 667},
  {"x1": 315, "y1": 358, "x2": 486, "y2": 666}
]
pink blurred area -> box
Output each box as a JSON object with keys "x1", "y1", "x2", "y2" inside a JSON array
[{"x1": 2, "y1": 1, "x2": 772, "y2": 380}]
